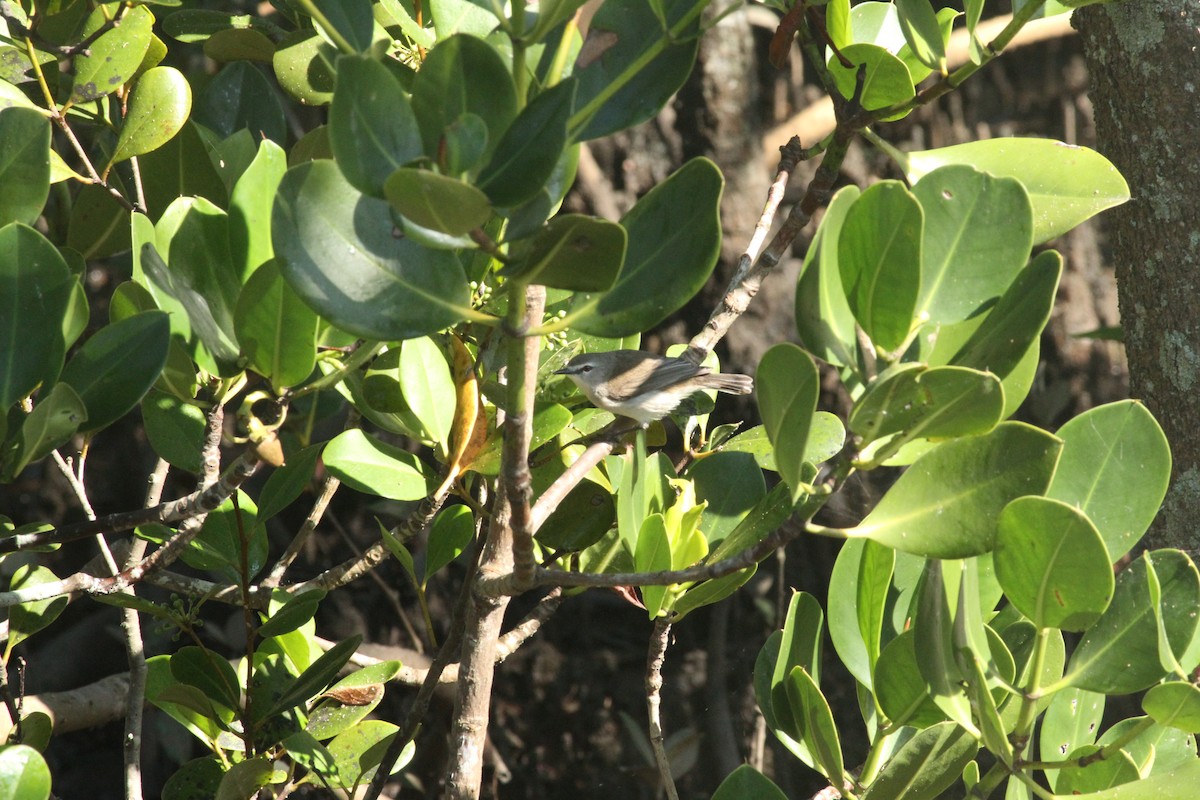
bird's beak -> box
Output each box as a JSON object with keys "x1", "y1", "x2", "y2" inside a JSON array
[{"x1": 554, "y1": 366, "x2": 578, "y2": 376}]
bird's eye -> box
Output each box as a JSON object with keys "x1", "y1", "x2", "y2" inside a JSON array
[{"x1": 580, "y1": 365, "x2": 593, "y2": 373}]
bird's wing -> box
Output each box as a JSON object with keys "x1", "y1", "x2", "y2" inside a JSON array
[{"x1": 609, "y1": 357, "x2": 706, "y2": 402}]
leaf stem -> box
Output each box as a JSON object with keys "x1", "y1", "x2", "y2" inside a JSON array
[{"x1": 293, "y1": 0, "x2": 357, "y2": 55}]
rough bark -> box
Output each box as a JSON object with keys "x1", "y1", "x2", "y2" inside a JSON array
[{"x1": 1076, "y1": 1, "x2": 1200, "y2": 549}]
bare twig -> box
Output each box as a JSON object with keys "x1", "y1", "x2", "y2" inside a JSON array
[
  {"x1": 261, "y1": 474, "x2": 340, "y2": 588},
  {"x1": 646, "y1": 617, "x2": 680, "y2": 800}
]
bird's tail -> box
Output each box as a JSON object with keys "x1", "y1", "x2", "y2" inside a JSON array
[{"x1": 704, "y1": 373, "x2": 754, "y2": 395}]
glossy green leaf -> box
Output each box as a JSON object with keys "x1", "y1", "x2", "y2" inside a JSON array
[
  {"x1": 839, "y1": 181, "x2": 923, "y2": 352},
  {"x1": 229, "y1": 139, "x2": 287, "y2": 279},
  {"x1": 894, "y1": 0, "x2": 945, "y2": 72},
  {"x1": 10, "y1": 382, "x2": 85, "y2": 476},
  {"x1": 1056, "y1": 744, "x2": 1140, "y2": 795},
  {"x1": 468, "y1": 402, "x2": 572, "y2": 476},
  {"x1": 5, "y1": 566, "x2": 67, "y2": 656},
  {"x1": 67, "y1": 183, "x2": 130, "y2": 260},
  {"x1": 0, "y1": 745, "x2": 51, "y2": 800},
  {"x1": 1096, "y1": 715, "x2": 1197, "y2": 778},
  {"x1": 504, "y1": 214, "x2": 626, "y2": 292},
  {"x1": 398, "y1": 337, "x2": 455, "y2": 450},
  {"x1": 68, "y1": 6, "x2": 153, "y2": 104},
  {"x1": 60, "y1": 311, "x2": 169, "y2": 432},
  {"x1": 199, "y1": 61, "x2": 284, "y2": 144},
  {"x1": 325, "y1": 719, "x2": 406, "y2": 789},
  {"x1": 754, "y1": 630, "x2": 816, "y2": 766},
  {"x1": 424, "y1": 504, "x2": 475, "y2": 585},
  {"x1": 0, "y1": 108, "x2": 49, "y2": 226},
  {"x1": 272, "y1": 30, "x2": 335, "y2": 106},
  {"x1": 905, "y1": 139, "x2": 1130, "y2": 244},
  {"x1": 478, "y1": 79, "x2": 576, "y2": 207},
  {"x1": 1046, "y1": 400, "x2": 1171, "y2": 562},
  {"x1": 273, "y1": 160, "x2": 475, "y2": 340},
  {"x1": 186, "y1": 492, "x2": 268, "y2": 579},
  {"x1": 411, "y1": 34, "x2": 516, "y2": 164},
  {"x1": 757, "y1": 343, "x2": 819, "y2": 504},
  {"x1": 690, "y1": 451, "x2": 766, "y2": 546},
  {"x1": 913, "y1": 560, "x2": 976, "y2": 734},
  {"x1": 257, "y1": 443, "x2": 322, "y2": 521},
  {"x1": 796, "y1": 185, "x2": 861, "y2": 369},
  {"x1": 568, "y1": 158, "x2": 723, "y2": 337},
  {"x1": 848, "y1": 422, "x2": 1061, "y2": 558},
  {"x1": 322, "y1": 429, "x2": 430, "y2": 501},
  {"x1": 711, "y1": 765, "x2": 786, "y2": 800},
  {"x1": 911, "y1": 165, "x2": 1033, "y2": 324},
  {"x1": 329, "y1": 54, "x2": 422, "y2": 198},
  {"x1": 141, "y1": 389, "x2": 205, "y2": 473},
  {"x1": 138, "y1": 122, "x2": 228, "y2": 218},
  {"x1": 860, "y1": 722, "x2": 977, "y2": 800},
  {"x1": 827, "y1": 43, "x2": 915, "y2": 120},
  {"x1": 570, "y1": 0, "x2": 702, "y2": 140},
  {"x1": 171, "y1": 646, "x2": 241, "y2": 714},
  {"x1": 635, "y1": 514, "x2": 673, "y2": 618},
  {"x1": 783, "y1": 667, "x2": 844, "y2": 785},
  {"x1": 702, "y1": 481, "x2": 798, "y2": 566},
  {"x1": 384, "y1": 168, "x2": 492, "y2": 236},
  {"x1": 203, "y1": 27, "x2": 276, "y2": 64},
  {"x1": 1040, "y1": 687, "x2": 1105, "y2": 789},
  {"x1": 305, "y1": 659, "x2": 399, "y2": 741},
  {"x1": 110, "y1": 66, "x2": 191, "y2": 167},
  {"x1": 1062, "y1": 550, "x2": 1200, "y2": 694},
  {"x1": 828, "y1": 538, "x2": 893, "y2": 689},
  {"x1": 949, "y1": 250, "x2": 1062, "y2": 379},
  {"x1": 311, "y1": 0, "x2": 374, "y2": 52},
  {"x1": 850, "y1": 364, "x2": 1003, "y2": 448},
  {"x1": 0, "y1": 78, "x2": 37, "y2": 112},
  {"x1": 994, "y1": 496, "x2": 1113, "y2": 631},
  {"x1": 1143, "y1": 682, "x2": 1200, "y2": 733},
  {"x1": 161, "y1": 756, "x2": 223, "y2": 800},
  {"x1": 215, "y1": 757, "x2": 284, "y2": 800},
  {"x1": 259, "y1": 590, "x2": 326, "y2": 639},
  {"x1": 874, "y1": 629, "x2": 945, "y2": 728},
  {"x1": 267, "y1": 633, "x2": 363, "y2": 718},
  {"x1": 234, "y1": 259, "x2": 318, "y2": 390}
]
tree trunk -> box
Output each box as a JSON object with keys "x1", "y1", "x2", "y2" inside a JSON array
[{"x1": 1075, "y1": 1, "x2": 1200, "y2": 550}]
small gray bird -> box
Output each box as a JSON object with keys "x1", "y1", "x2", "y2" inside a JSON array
[{"x1": 554, "y1": 350, "x2": 754, "y2": 425}]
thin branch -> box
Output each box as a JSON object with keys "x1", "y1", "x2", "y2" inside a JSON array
[
  {"x1": 261, "y1": 473, "x2": 340, "y2": 588},
  {"x1": 646, "y1": 617, "x2": 680, "y2": 800}
]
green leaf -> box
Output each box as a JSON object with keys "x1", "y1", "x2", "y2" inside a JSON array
[
  {"x1": 847, "y1": 422, "x2": 1062, "y2": 558},
  {"x1": 711, "y1": 765, "x2": 786, "y2": 800},
  {"x1": 860, "y1": 722, "x2": 977, "y2": 800},
  {"x1": 757, "y1": 344, "x2": 819, "y2": 504},
  {"x1": 60, "y1": 311, "x2": 169, "y2": 432},
  {"x1": 259, "y1": 590, "x2": 326, "y2": 639},
  {"x1": 568, "y1": 158, "x2": 723, "y2": 337},
  {"x1": 11, "y1": 383, "x2": 86, "y2": 475},
  {"x1": 161, "y1": 756, "x2": 223, "y2": 800},
  {"x1": 194, "y1": 60, "x2": 286, "y2": 144},
  {"x1": 306, "y1": 660, "x2": 399, "y2": 741},
  {"x1": 850, "y1": 364, "x2": 1004, "y2": 449},
  {"x1": 329, "y1": 54, "x2": 422, "y2": 198},
  {"x1": 905, "y1": 139, "x2": 1130, "y2": 244},
  {"x1": 689, "y1": 452, "x2": 766, "y2": 546},
  {"x1": 828, "y1": 538, "x2": 893, "y2": 689},
  {"x1": 701, "y1": 481, "x2": 797, "y2": 566},
  {"x1": 171, "y1": 646, "x2": 241, "y2": 715},
  {"x1": 267, "y1": 634, "x2": 363, "y2": 718},
  {"x1": 325, "y1": 719, "x2": 406, "y2": 789},
  {"x1": 109, "y1": 66, "x2": 191, "y2": 166},
  {"x1": 796, "y1": 185, "x2": 861, "y2": 369},
  {"x1": 273, "y1": 160, "x2": 476, "y2": 340},
  {"x1": 1096, "y1": 716, "x2": 1196, "y2": 779},
  {"x1": 410, "y1": 34, "x2": 516, "y2": 165},
  {"x1": 505, "y1": 214, "x2": 626, "y2": 292},
  {"x1": 0, "y1": 224, "x2": 70, "y2": 410},
  {"x1": 1143, "y1": 682, "x2": 1200, "y2": 733},
  {"x1": 68, "y1": 6, "x2": 153, "y2": 104},
  {"x1": 0, "y1": 108, "x2": 50, "y2": 226},
  {"x1": 1046, "y1": 400, "x2": 1171, "y2": 562},
  {"x1": 838, "y1": 181, "x2": 923, "y2": 351},
  {"x1": 1056, "y1": 745, "x2": 1141, "y2": 795},
  {"x1": 635, "y1": 514, "x2": 673, "y2": 618},
  {"x1": 141, "y1": 389, "x2": 206, "y2": 473},
  {"x1": 827, "y1": 43, "x2": 915, "y2": 121},
  {"x1": 874, "y1": 629, "x2": 945, "y2": 728},
  {"x1": 257, "y1": 443, "x2": 322, "y2": 521},
  {"x1": 138, "y1": 122, "x2": 228, "y2": 218},
  {"x1": 311, "y1": 0, "x2": 374, "y2": 53},
  {"x1": 994, "y1": 496, "x2": 1113, "y2": 631},
  {"x1": 384, "y1": 168, "x2": 492, "y2": 236},
  {"x1": 1062, "y1": 550, "x2": 1200, "y2": 694},
  {"x1": 782, "y1": 667, "x2": 844, "y2": 785},
  {"x1": 229, "y1": 139, "x2": 287, "y2": 279},
  {"x1": 0, "y1": 745, "x2": 51, "y2": 800},
  {"x1": 272, "y1": 30, "x2": 335, "y2": 106},
  {"x1": 397, "y1": 337, "x2": 455, "y2": 451},
  {"x1": 234, "y1": 259, "x2": 318, "y2": 390},
  {"x1": 186, "y1": 492, "x2": 268, "y2": 579},
  {"x1": 424, "y1": 505, "x2": 474, "y2": 585},
  {"x1": 322, "y1": 429, "x2": 430, "y2": 501},
  {"x1": 67, "y1": 183, "x2": 130, "y2": 261},
  {"x1": 570, "y1": 0, "x2": 702, "y2": 140},
  {"x1": 214, "y1": 757, "x2": 285, "y2": 800},
  {"x1": 911, "y1": 165, "x2": 1033, "y2": 324},
  {"x1": 913, "y1": 560, "x2": 976, "y2": 734},
  {"x1": 948, "y1": 250, "x2": 1062, "y2": 380},
  {"x1": 478, "y1": 79, "x2": 576, "y2": 207},
  {"x1": 5, "y1": 566, "x2": 67, "y2": 656},
  {"x1": 894, "y1": 0, "x2": 945, "y2": 72},
  {"x1": 1040, "y1": 687, "x2": 1105, "y2": 789}
]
